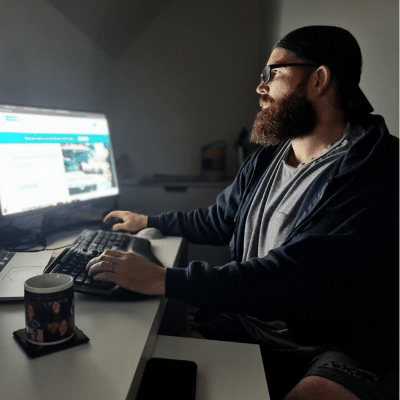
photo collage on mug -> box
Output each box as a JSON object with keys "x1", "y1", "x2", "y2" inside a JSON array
[{"x1": 25, "y1": 288, "x2": 74, "y2": 344}]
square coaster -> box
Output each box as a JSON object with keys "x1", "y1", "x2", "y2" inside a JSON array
[{"x1": 13, "y1": 327, "x2": 89, "y2": 358}]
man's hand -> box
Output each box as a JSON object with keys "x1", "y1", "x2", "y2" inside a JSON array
[
  {"x1": 103, "y1": 210, "x2": 148, "y2": 233},
  {"x1": 86, "y1": 249, "x2": 166, "y2": 296}
]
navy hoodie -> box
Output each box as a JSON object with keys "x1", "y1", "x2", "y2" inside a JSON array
[{"x1": 148, "y1": 114, "x2": 399, "y2": 369}]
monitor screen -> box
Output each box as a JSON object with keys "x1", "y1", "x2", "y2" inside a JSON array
[{"x1": 0, "y1": 104, "x2": 119, "y2": 217}]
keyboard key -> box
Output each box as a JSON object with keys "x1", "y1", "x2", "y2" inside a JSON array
[
  {"x1": 61, "y1": 248, "x2": 75, "y2": 263},
  {"x1": 52, "y1": 264, "x2": 61, "y2": 273},
  {"x1": 75, "y1": 275, "x2": 86, "y2": 283},
  {"x1": 84, "y1": 277, "x2": 94, "y2": 285}
]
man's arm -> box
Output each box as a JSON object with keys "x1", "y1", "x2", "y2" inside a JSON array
[
  {"x1": 147, "y1": 155, "x2": 259, "y2": 245},
  {"x1": 164, "y1": 156, "x2": 399, "y2": 324}
]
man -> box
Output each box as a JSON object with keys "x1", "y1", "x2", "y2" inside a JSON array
[{"x1": 87, "y1": 26, "x2": 399, "y2": 400}]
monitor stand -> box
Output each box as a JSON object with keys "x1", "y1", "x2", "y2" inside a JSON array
[
  {"x1": 39, "y1": 210, "x2": 99, "y2": 246},
  {"x1": 40, "y1": 210, "x2": 75, "y2": 236},
  {"x1": 0, "y1": 224, "x2": 38, "y2": 249},
  {"x1": 39, "y1": 200, "x2": 117, "y2": 246}
]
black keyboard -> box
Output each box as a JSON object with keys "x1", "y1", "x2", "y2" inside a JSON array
[{"x1": 45, "y1": 229, "x2": 163, "y2": 299}]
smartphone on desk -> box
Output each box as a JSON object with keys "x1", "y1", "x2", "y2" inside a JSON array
[{"x1": 136, "y1": 357, "x2": 197, "y2": 400}]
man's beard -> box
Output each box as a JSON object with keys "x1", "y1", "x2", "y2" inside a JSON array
[{"x1": 250, "y1": 91, "x2": 317, "y2": 146}]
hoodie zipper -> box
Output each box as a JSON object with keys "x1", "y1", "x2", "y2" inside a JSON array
[{"x1": 230, "y1": 149, "x2": 269, "y2": 260}]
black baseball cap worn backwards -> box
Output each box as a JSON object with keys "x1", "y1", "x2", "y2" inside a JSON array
[{"x1": 274, "y1": 25, "x2": 374, "y2": 114}]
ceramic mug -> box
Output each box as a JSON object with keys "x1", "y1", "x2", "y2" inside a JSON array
[{"x1": 24, "y1": 274, "x2": 74, "y2": 345}]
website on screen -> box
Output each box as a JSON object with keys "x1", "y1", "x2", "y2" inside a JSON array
[{"x1": 0, "y1": 108, "x2": 118, "y2": 216}]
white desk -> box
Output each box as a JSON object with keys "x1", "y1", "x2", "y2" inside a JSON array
[
  {"x1": 0, "y1": 232, "x2": 185, "y2": 400},
  {"x1": 152, "y1": 335, "x2": 270, "y2": 400}
]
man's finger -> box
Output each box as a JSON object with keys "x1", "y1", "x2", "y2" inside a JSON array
[
  {"x1": 102, "y1": 249, "x2": 126, "y2": 257},
  {"x1": 86, "y1": 255, "x2": 101, "y2": 270},
  {"x1": 86, "y1": 250, "x2": 124, "y2": 271},
  {"x1": 88, "y1": 260, "x2": 116, "y2": 276},
  {"x1": 96, "y1": 254, "x2": 120, "y2": 264},
  {"x1": 103, "y1": 210, "x2": 125, "y2": 223},
  {"x1": 92, "y1": 272, "x2": 139, "y2": 293},
  {"x1": 111, "y1": 223, "x2": 127, "y2": 232},
  {"x1": 92, "y1": 272, "x2": 118, "y2": 283}
]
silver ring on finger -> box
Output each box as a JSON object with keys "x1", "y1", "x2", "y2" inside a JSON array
[{"x1": 111, "y1": 262, "x2": 117, "y2": 273}]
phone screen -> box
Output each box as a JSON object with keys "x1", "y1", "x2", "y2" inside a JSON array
[{"x1": 136, "y1": 357, "x2": 197, "y2": 400}]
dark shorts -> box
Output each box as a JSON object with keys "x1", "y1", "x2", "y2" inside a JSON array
[{"x1": 191, "y1": 313, "x2": 398, "y2": 400}]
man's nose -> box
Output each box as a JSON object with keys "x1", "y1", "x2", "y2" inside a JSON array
[{"x1": 256, "y1": 82, "x2": 268, "y2": 95}]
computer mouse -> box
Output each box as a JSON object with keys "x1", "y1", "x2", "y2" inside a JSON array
[
  {"x1": 101, "y1": 217, "x2": 126, "y2": 232},
  {"x1": 135, "y1": 228, "x2": 164, "y2": 240}
]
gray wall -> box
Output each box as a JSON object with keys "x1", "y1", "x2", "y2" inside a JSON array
[
  {"x1": 0, "y1": 0, "x2": 113, "y2": 114},
  {"x1": 0, "y1": 0, "x2": 398, "y2": 181},
  {"x1": 110, "y1": 0, "x2": 266, "y2": 178}
]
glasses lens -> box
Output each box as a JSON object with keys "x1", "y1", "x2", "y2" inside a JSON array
[{"x1": 261, "y1": 66, "x2": 270, "y2": 84}]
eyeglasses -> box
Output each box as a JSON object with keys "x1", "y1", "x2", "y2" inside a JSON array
[{"x1": 260, "y1": 63, "x2": 318, "y2": 84}]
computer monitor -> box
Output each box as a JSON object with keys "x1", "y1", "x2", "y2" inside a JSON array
[{"x1": 0, "y1": 104, "x2": 119, "y2": 229}]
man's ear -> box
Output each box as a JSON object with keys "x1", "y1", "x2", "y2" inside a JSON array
[{"x1": 311, "y1": 65, "x2": 332, "y2": 95}]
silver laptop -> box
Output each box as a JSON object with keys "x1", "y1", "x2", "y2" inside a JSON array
[{"x1": 0, "y1": 251, "x2": 53, "y2": 301}]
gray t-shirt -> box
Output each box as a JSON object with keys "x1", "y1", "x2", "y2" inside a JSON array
[{"x1": 243, "y1": 124, "x2": 364, "y2": 261}]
